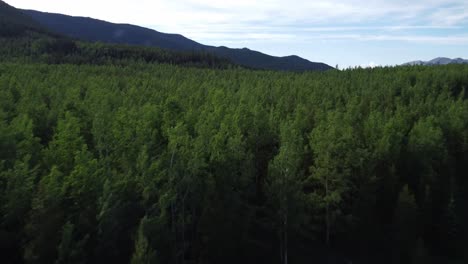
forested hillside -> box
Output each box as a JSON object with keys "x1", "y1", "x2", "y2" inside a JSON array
[
  {"x1": 22, "y1": 8, "x2": 333, "y2": 71},
  {"x1": 1, "y1": 62, "x2": 467, "y2": 264},
  {"x1": 0, "y1": 35, "x2": 233, "y2": 68},
  {"x1": 0, "y1": 0, "x2": 47, "y2": 37},
  {"x1": 0, "y1": 0, "x2": 234, "y2": 69}
]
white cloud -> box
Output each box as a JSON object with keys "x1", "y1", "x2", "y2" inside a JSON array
[
  {"x1": 7, "y1": 0, "x2": 468, "y2": 28},
  {"x1": 160, "y1": 30, "x2": 468, "y2": 47},
  {"x1": 360, "y1": 61, "x2": 380, "y2": 68},
  {"x1": 429, "y1": 6, "x2": 468, "y2": 26}
]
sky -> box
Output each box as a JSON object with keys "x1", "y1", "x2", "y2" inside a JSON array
[{"x1": 6, "y1": 0, "x2": 468, "y2": 67}]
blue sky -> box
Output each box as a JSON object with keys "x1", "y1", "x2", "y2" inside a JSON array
[{"x1": 7, "y1": 0, "x2": 468, "y2": 67}]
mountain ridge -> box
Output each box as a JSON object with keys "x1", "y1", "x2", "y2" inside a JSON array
[
  {"x1": 403, "y1": 57, "x2": 468, "y2": 66},
  {"x1": 21, "y1": 8, "x2": 333, "y2": 71},
  {"x1": 0, "y1": 0, "x2": 52, "y2": 37}
]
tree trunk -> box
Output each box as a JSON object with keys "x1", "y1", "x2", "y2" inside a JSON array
[
  {"x1": 280, "y1": 232, "x2": 283, "y2": 264},
  {"x1": 284, "y1": 213, "x2": 288, "y2": 264},
  {"x1": 325, "y1": 174, "x2": 330, "y2": 247}
]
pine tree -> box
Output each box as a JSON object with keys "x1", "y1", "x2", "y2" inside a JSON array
[
  {"x1": 307, "y1": 111, "x2": 352, "y2": 246},
  {"x1": 267, "y1": 120, "x2": 306, "y2": 264},
  {"x1": 131, "y1": 217, "x2": 158, "y2": 264},
  {"x1": 393, "y1": 185, "x2": 419, "y2": 264}
]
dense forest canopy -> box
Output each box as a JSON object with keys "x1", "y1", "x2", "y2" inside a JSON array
[
  {"x1": 1, "y1": 2, "x2": 468, "y2": 263},
  {"x1": 1, "y1": 61, "x2": 467, "y2": 264}
]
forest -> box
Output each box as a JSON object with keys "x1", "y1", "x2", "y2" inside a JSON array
[
  {"x1": 0, "y1": 59, "x2": 467, "y2": 264},
  {"x1": 2, "y1": 0, "x2": 467, "y2": 262}
]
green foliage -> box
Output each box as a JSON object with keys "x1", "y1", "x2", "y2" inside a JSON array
[
  {"x1": 43, "y1": 112, "x2": 85, "y2": 173},
  {"x1": 1, "y1": 156, "x2": 35, "y2": 224},
  {"x1": 24, "y1": 166, "x2": 65, "y2": 263},
  {"x1": 0, "y1": 61, "x2": 467, "y2": 264},
  {"x1": 308, "y1": 111, "x2": 355, "y2": 246},
  {"x1": 55, "y1": 221, "x2": 88, "y2": 264},
  {"x1": 131, "y1": 217, "x2": 158, "y2": 264},
  {"x1": 267, "y1": 119, "x2": 307, "y2": 263},
  {"x1": 0, "y1": 34, "x2": 235, "y2": 68},
  {"x1": 393, "y1": 185, "x2": 419, "y2": 264}
]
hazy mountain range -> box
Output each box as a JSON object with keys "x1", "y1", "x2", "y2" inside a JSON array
[
  {"x1": 403, "y1": 57, "x2": 468, "y2": 66},
  {"x1": 20, "y1": 8, "x2": 333, "y2": 71}
]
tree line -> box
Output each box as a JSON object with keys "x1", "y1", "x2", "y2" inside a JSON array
[{"x1": 0, "y1": 31, "x2": 234, "y2": 68}]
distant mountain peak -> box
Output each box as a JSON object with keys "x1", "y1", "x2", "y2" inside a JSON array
[{"x1": 403, "y1": 57, "x2": 468, "y2": 66}]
